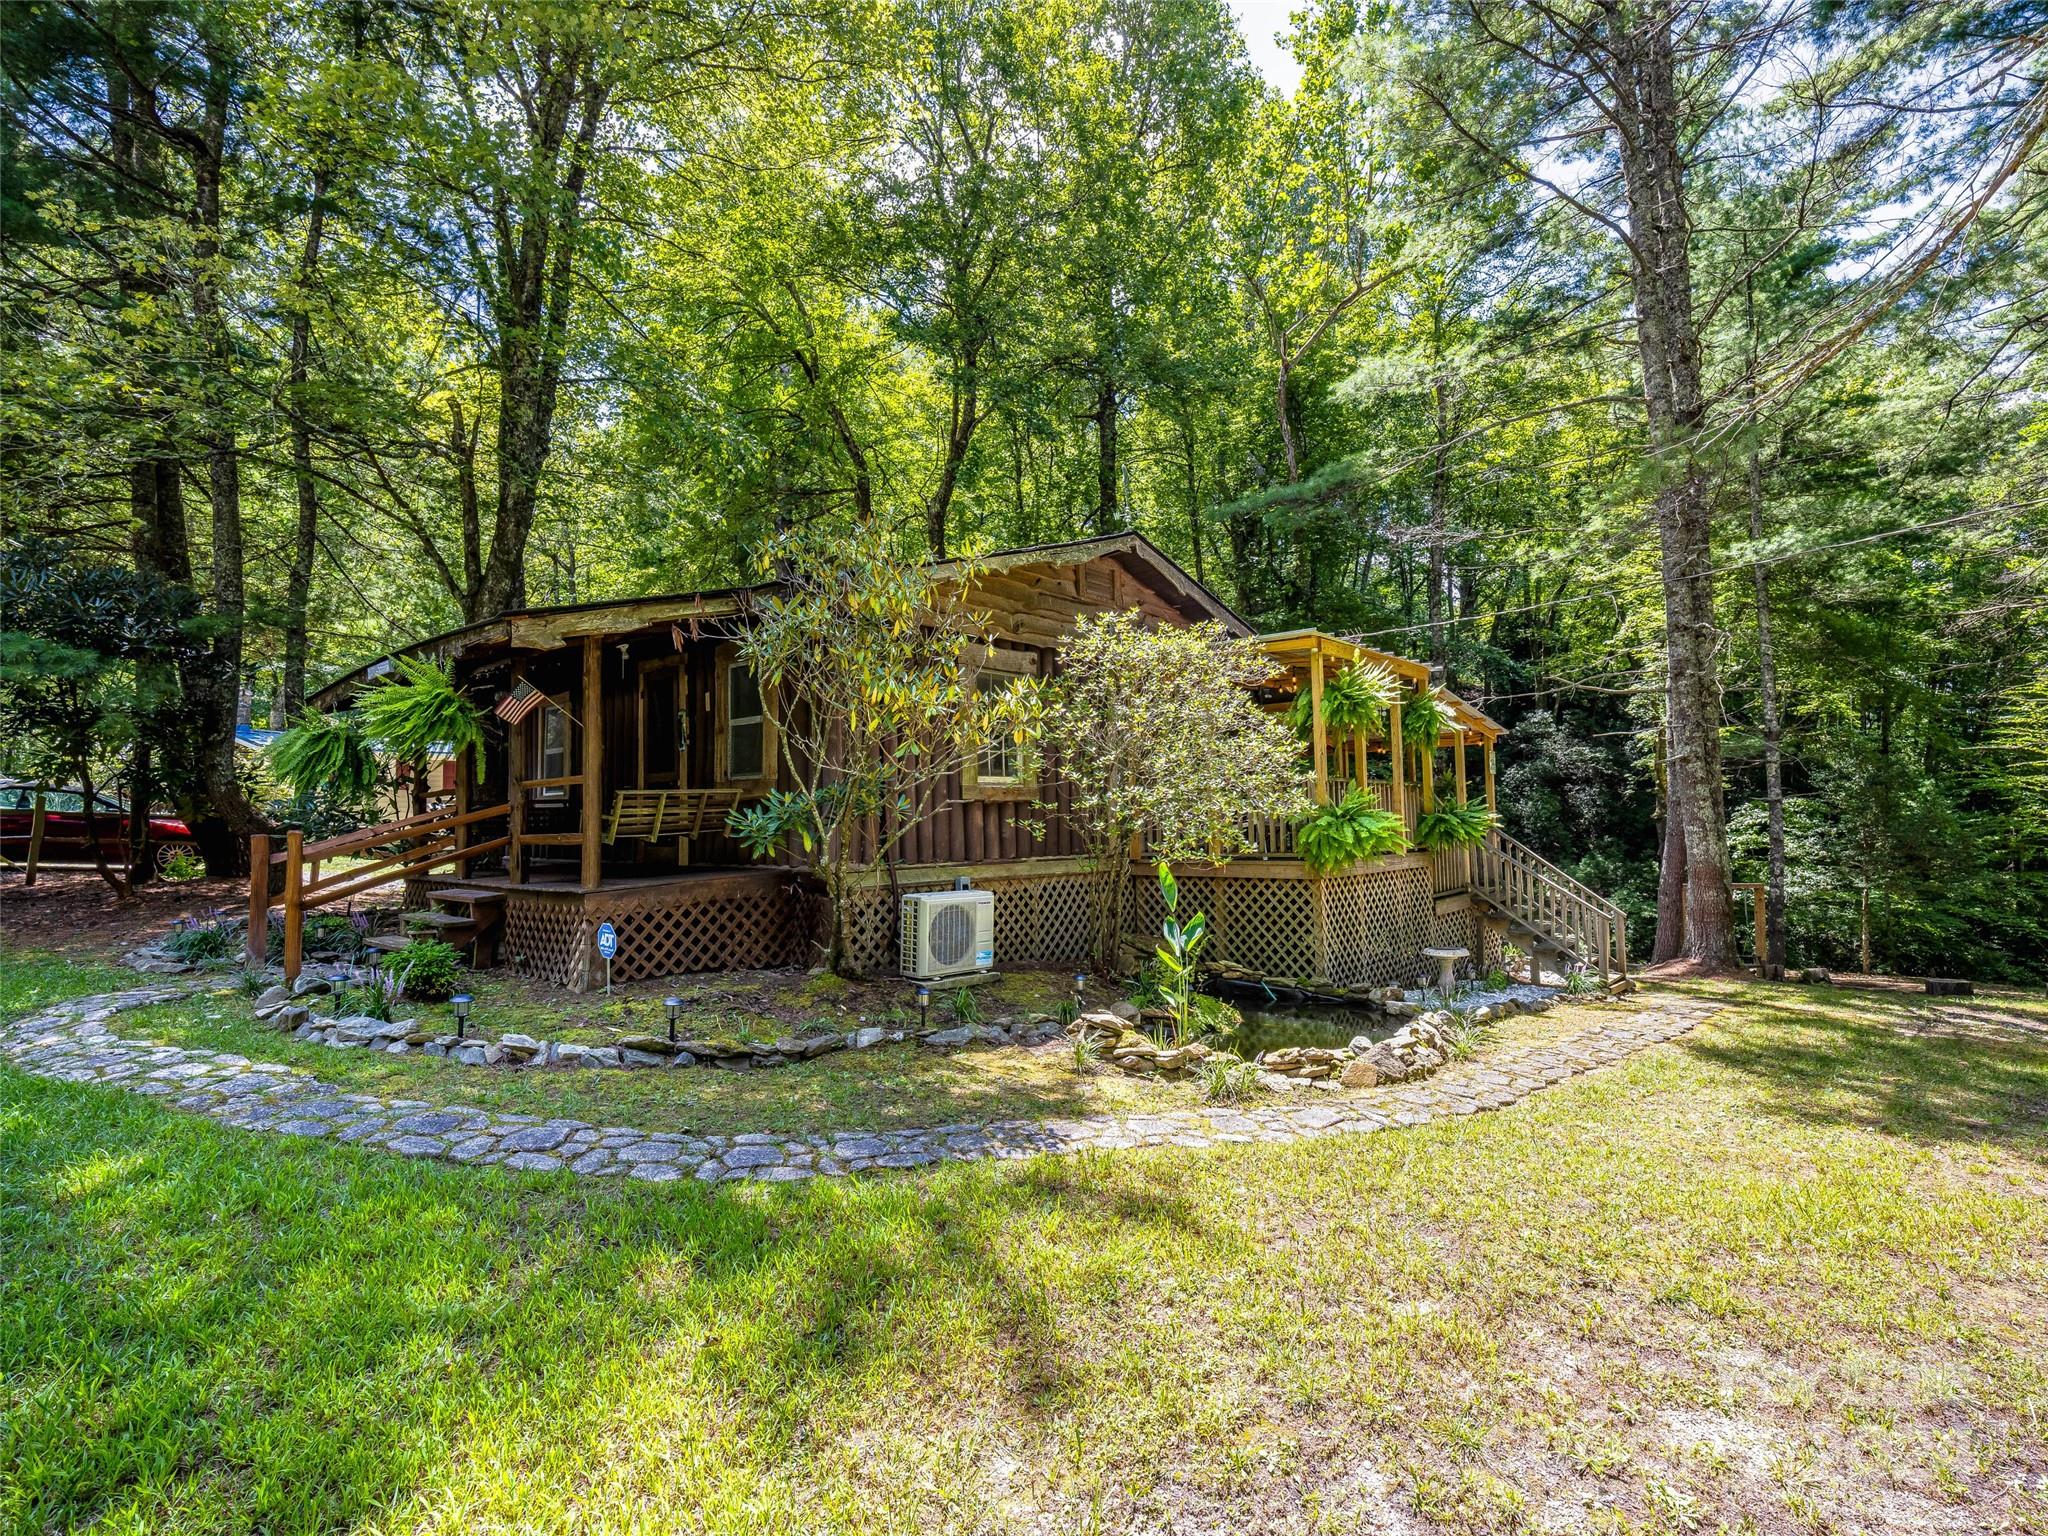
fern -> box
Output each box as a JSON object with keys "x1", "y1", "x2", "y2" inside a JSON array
[
  {"x1": 269, "y1": 711, "x2": 379, "y2": 799},
  {"x1": 1295, "y1": 788, "x2": 1408, "y2": 874},
  {"x1": 358, "y1": 655, "x2": 486, "y2": 772},
  {"x1": 1413, "y1": 801, "x2": 1494, "y2": 850},
  {"x1": 1286, "y1": 661, "x2": 1399, "y2": 740},
  {"x1": 1400, "y1": 687, "x2": 1451, "y2": 750}
]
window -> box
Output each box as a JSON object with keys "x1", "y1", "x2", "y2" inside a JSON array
[
  {"x1": 726, "y1": 660, "x2": 765, "y2": 781},
  {"x1": 530, "y1": 699, "x2": 570, "y2": 797},
  {"x1": 977, "y1": 674, "x2": 1024, "y2": 783}
]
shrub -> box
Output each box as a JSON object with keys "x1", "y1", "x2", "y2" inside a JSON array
[
  {"x1": 1296, "y1": 788, "x2": 1408, "y2": 874},
  {"x1": 1070, "y1": 1030, "x2": 1102, "y2": 1073},
  {"x1": 385, "y1": 939, "x2": 462, "y2": 1001},
  {"x1": 1185, "y1": 992, "x2": 1242, "y2": 1042},
  {"x1": 1413, "y1": 802, "x2": 1494, "y2": 850},
  {"x1": 949, "y1": 986, "x2": 983, "y2": 1024},
  {"x1": 161, "y1": 849, "x2": 205, "y2": 882}
]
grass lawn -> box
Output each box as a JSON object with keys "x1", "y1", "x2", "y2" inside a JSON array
[{"x1": 4, "y1": 958, "x2": 2047, "y2": 1533}]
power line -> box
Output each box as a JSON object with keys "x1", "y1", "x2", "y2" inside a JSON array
[{"x1": 1348, "y1": 500, "x2": 2034, "y2": 642}]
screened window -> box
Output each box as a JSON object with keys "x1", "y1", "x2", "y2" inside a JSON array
[{"x1": 726, "y1": 661, "x2": 765, "y2": 781}]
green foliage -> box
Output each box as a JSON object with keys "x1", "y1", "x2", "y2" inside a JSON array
[
  {"x1": 269, "y1": 712, "x2": 379, "y2": 801},
  {"x1": 1286, "y1": 662, "x2": 1398, "y2": 740},
  {"x1": 163, "y1": 920, "x2": 239, "y2": 964},
  {"x1": 1295, "y1": 789, "x2": 1408, "y2": 875},
  {"x1": 1153, "y1": 863, "x2": 1209, "y2": 1046},
  {"x1": 949, "y1": 987, "x2": 983, "y2": 1025},
  {"x1": 1413, "y1": 802, "x2": 1495, "y2": 851},
  {"x1": 1069, "y1": 1029, "x2": 1101, "y2": 1073},
  {"x1": 1198, "y1": 1054, "x2": 1262, "y2": 1104},
  {"x1": 1044, "y1": 614, "x2": 1309, "y2": 967},
  {"x1": 385, "y1": 939, "x2": 463, "y2": 1002},
  {"x1": 725, "y1": 787, "x2": 825, "y2": 861},
  {"x1": 1400, "y1": 689, "x2": 1450, "y2": 751},
  {"x1": 357, "y1": 657, "x2": 485, "y2": 775},
  {"x1": 160, "y1": 850, "x2": 205, "y2": 882},
  {"x1": 727, "y1": 524, "x2": 1038, "y2": 974},
  {"x1": 301, "y1": 913, "x2": 370, "y2": 961}
]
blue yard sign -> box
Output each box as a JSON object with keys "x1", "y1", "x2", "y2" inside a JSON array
[{"x1": 595, "y1": 920, "x2": 619, "y2": 993}]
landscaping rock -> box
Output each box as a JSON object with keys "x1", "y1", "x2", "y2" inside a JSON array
[
  {"x1": 614, "y1": 1035, "x2": 680, "y2": 1056},
  {"x1": 1339, "y1": 1057, "x2": 1380, "y2": 1089},
  {"x1": 255, "y1": 985, "x2": 292, "y2": 1011},
  {"x1": 848, "y1": 1026, "x2": 888, "y2": 1050}
]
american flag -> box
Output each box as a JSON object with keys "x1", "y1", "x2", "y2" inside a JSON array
[{"x1": 493, "y1": 678, "x2": 547, "y2": 726}]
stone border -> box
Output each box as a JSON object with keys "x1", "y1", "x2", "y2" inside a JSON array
[{"x1": 1, "y1": 986, "x2": 1724, "y2": 1184}]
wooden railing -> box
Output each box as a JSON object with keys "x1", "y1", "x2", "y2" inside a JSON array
[
  {"x1": 247, "y1": 803, "x2": 511, "y2": 980},
  {"x1": 1470, "y1": 829, "x2": 1628, "y2": 978},
  {"x1": 1234, "y1": 778, "x2": 1401, "y2": 861}
]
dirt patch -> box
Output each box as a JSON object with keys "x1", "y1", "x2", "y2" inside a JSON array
[{"x1": 0, "y1": 869, "x2": 250, "y2": 955}]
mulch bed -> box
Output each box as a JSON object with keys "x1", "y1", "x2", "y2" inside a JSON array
[{"x1": 0, "y1": 870, "x2": 249, "y2": 956}]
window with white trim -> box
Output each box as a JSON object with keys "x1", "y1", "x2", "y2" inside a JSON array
[
  {"x1": 976, "y1": 673, "x2": 1024, "y2": 783},
  {"x1": 530, "y1": 699, "x2": 570, "y2": 798}
]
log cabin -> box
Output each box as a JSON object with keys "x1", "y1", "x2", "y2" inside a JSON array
[{"x1": 264, "y1": 533, "x2": 1624, "y2": 991}]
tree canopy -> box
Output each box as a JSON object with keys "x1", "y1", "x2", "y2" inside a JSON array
[{"x1": 1, "y1": 0, "x2": 2042, "y2": 976}]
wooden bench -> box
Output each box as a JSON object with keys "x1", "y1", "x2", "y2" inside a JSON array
[{"x1": 602, "y1": 788, "x2": 743, "y2": 864}]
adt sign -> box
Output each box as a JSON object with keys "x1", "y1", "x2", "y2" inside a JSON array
[{"x1": 595, "y1": 921, "x2": 618, "y2": 960}]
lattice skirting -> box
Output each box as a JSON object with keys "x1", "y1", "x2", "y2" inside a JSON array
[
  {"x1": 840, "y1": 867, "x2": 1099, "y2": 976},
  {"x1": 499, "y1": 876, "x2": 811, "y2": 991},
  {"x1": 1129, "y1": 862, "x2": 1437, "y2": 988}
]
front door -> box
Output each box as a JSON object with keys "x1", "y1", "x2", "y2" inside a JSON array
[{"x1": 638, "y1": 659, "x2": 685, "y2": 790}]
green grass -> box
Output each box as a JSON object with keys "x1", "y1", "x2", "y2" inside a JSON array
[
  {"x1": 4, "y1": 964, "x2": 2048, "y2": 1532},
  {"x1": 0, "y1": 947, "x2": 144, "y2": 1018}
]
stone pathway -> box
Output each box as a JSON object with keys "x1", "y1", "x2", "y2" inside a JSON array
[{"x1": 1, "y1": 986, "x2": 1725, "y2": 1185}]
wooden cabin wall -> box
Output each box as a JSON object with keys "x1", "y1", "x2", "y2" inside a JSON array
[{"x1": 447, "y1": 548, "x2": 1212, "y2": 876}]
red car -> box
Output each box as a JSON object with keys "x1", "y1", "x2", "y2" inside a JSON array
[{"x1": 0, "y1": 784, "x2": 200, "y2": 872}]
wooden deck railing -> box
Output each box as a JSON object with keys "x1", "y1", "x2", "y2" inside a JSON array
[
  {"x1": 247, "y1": 803, "x2": 511, "y2": 980},
  {"x1": 1470, "y1": 829, "x2": 1628, "y2": 978}
]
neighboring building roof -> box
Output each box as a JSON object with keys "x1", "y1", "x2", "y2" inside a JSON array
[
  {"x1": 234, "y1": 725, "x2": 282, "y2": 751},
  {"x1": 309, "y1": 531, "x2": 1242, "y2": 709}
]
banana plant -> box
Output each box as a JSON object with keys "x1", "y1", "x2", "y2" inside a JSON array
[{"x1": 1154, "y1": 861, "x2": 1210, "y2": 1045}]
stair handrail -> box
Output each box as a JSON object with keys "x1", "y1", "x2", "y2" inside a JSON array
[{"x1": 1471, "y1": 830, "x2": 1628, "y2": 978}]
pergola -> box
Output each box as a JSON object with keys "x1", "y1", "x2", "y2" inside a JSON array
[{"x1": 1255, "y1": 630, "x2": 1506, "y2": 818}]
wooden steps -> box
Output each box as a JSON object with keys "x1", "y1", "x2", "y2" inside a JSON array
[{"x1": 370, "y1": 887, "x2": 507, "y2": 969}]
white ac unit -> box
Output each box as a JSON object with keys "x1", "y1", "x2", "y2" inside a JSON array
[{"x1": 900, "y1": 889, "x2": 995, "y2": 980}]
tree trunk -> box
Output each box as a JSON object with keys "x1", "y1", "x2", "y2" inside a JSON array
[
  {"x1": 280, "y1": 164, "x2": 330, "y2": 718},
  {"x1": 1612, "y1": 4, "x2": 1734, "y2": 966},
  {"x1": 185, "y1": 37, "x2": 264, "y2": 873},
  {"x1": 1746, "y1": 283, "x2": 1788, "y2": 978},
  {"x1": 1094, "y1": 377, "x2": 1119, "y2": 534},
  {"x1": 925, "y1": 359, "x2": 979, "y2": 559}
]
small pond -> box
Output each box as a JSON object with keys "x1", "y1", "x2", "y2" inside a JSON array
[{"x1": 1219, "y1": 1002, "x2": 1399, "y2": 1058}]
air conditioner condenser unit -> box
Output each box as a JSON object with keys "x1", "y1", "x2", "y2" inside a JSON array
[{"x1": 900, "y1": 889, "x2": 995, "y2": 980}]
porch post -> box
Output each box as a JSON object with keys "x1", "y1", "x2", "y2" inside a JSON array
[
  {"x1": 1308, "y1": 646, "x2": 1328, "y2": 805},
  {"x1": 1455, "y1": 729, "x2": 1469, "y2": 804},
  {"x1": 1484, "y1": 742, "x2": 1497, "y2": 814},
  {"x1": 581, "y1": 635, "x2": 604, "y2": 890},
  {"x1": 1421, "y1": 729, "x2": 1436, "y2": 812},
  {"x1": 1388, "y1": 697, "x2": 1406, "y2": 828},
  {"x1": 1352, "y1": 727, "x2": 1368, "y2": 796},
  {"x1": 507, "y1": 661, "x2": 526, "y2": 886}
]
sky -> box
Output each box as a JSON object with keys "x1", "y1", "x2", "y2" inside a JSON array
[{"x1": 1228, "y1": 0, "x2": 1302, "y2": 96}]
